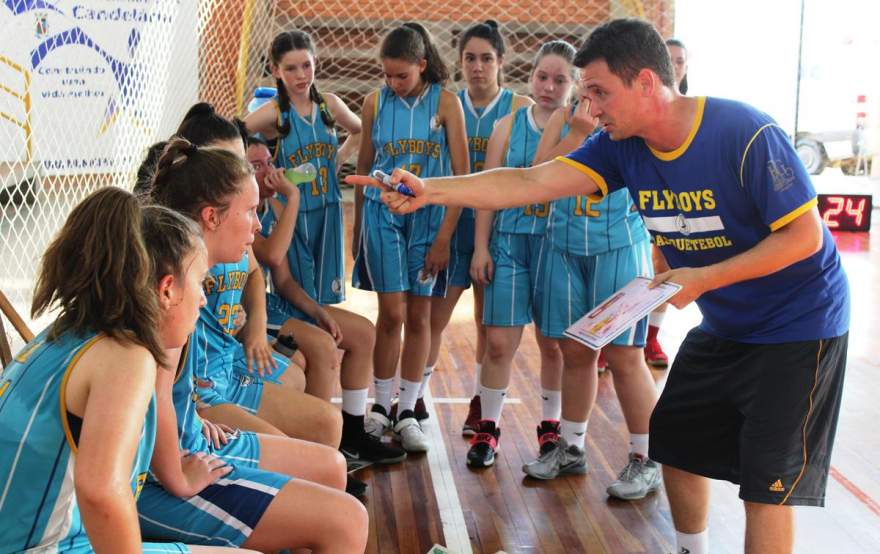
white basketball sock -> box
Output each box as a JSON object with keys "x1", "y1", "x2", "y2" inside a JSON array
[
  {"x1": 541, "y1": 388, "x2": 561, "y2": 421},
  {"x1": 560, "y1": 418, "x2": 588, "y2": 449}
]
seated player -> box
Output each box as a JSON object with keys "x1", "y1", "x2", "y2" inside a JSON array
[
  {"x1": 248, "y1": 136, "x2": 407, "y2": 466},
  {"x1": 0, "y1": 188, "x2": 250, "y2": 552}
]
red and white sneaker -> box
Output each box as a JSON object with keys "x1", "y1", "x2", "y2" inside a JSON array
[
  {"x1": 597, "y1": 351, "x2": 608, "y2": 373},
  {"x1": 537, "y1": 419, "x2": 561, "y2": 455},
  {"x1": 466, "y1": 420, "x2": 500, "y2": 468},
  {"x1": 644, "y1": 339, "x2": 669, "y2": 368},
  {"x1": 461, "y1": 395, "x2": 481, "y2": 436}
]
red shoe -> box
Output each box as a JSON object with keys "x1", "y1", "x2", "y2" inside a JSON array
[
  {"x1": 537, "y1": 419, "x2": 561, "y2": 454},
  {"x1": 390, "y1": 398, "x2": 430, "y2": 422},
  {"x1": 644, "y1": 339, "x2": 669, "y2": 367},
  {"x1": 461, "y1": 395, "x2": 481, "y2": 436},
  {"x1": 466, "y1": 420, "x2": 500, "y2": 468}
]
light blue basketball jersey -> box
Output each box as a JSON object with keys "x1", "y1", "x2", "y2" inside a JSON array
[
  {"x1": 365, "y1": 83, "x2": 451, "y2": 202},
  {"x1": 258, "y1": 194, "x2": 345, "y2": 305},
  {"x1": 493, "y1": 106, "x2": 550, "y2": 235},
  {"x1": 457, "y1": 88, "x2": 515, "y2": 221},
  {"x1": 547, "y1": 107, "x2": 649, "y2": 255},
  {"x1": 0, "y1": 330, "x2": 157, "y2": 552},
  {"x1": 200, "y1": 254, "x2": 249, "y2": 367},
  {"x1": 276, "y1": 100, "x2": 341, "y2": 211},
  {"x1": 171, "y1": 332, "x2": 264, "y2": 464}
]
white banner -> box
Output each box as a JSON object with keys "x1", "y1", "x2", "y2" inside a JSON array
[{"x1": 0, "y1": 0, "x2": 198, "y2": 175}]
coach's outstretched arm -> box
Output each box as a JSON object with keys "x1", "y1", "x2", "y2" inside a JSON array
[{"x1": 345, "y1": 159, "x2": 598, "y2": 213}]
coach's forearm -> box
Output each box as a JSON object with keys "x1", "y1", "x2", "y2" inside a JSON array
[
  {"x1": 424, "y1": 167, "x2": 536, "y2": 210},
  {"x1": 701, "y1": 209, "x2": 824, "y2": 292}
]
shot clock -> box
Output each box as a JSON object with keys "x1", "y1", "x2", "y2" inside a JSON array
[{"x1": 817, "y1": 194, "x2": 872, "y2": 232}]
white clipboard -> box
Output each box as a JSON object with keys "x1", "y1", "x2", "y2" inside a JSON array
[{"x1": 563, "y1": 277, "x2": 682, "y2": 351}]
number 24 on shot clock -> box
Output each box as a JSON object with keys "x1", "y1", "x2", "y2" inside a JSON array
[{"x1": 818, "y1": 194, "x2": 872, "y2": 232}]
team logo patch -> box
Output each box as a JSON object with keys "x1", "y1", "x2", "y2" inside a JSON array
[
  {"x1": 239, "y1": 374, "x2": 254, "y2": 387},
  {"x1": 430, "y1": 115, "x2": 442, "y2": 132},
  {"x1": 767, "y1": 159, "x2": 795, "y2": 192},
  {"x1": 331, "y1": 278, "x2": 343, "y2": 294},
  {"x1": 417, "y1": 271, "x2": 437, "y2": 287},
  {"x1": 675, "y1": 213, "x2": 691, "y2": 236},
  {"x1": 35, "y1": 13, "x2": 49, "y2": 38},
  {"x1": 134, "y1": 472, "x2": 147, "y2": 499}
]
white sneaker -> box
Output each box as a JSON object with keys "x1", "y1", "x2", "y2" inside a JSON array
[
  {"x1": 606, "y1": 453, "x2": 662, "y2": 500},
  {"x1": 393, "y1": 414, "x2": 429, "y2": 452},
  {"x1": 522, "y1": 436, "x2": 588, "y2": 480},
  {"x1": 364, "y1": 406, "x2": 392, "y2": 439}
]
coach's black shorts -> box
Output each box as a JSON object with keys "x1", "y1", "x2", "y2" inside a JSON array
[{"x1": 649, "y1": 328, "x2": 848, "y2": 506}]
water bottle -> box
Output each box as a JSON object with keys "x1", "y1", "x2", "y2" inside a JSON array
[
  {"x1": 284, "y1": 162, "x2": 317, "y2": 184},
  {"x1": 247, "y1": 86, "x2": 277, "y2": 113}
]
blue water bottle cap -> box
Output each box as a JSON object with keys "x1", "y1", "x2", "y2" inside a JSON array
[{"x1": 247, "y1": 87, "x2": 278, "y2": 113}]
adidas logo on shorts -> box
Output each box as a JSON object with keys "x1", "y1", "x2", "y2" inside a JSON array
[{"x1": 769, "y1": 479, "x2": 785, "y2": 492}]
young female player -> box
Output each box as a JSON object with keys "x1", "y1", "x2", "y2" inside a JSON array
[
  {"x1": 422, "y1": 20, "x2": 533, "y2": 434},
  {"x1": 352, "y1": 22, "x2": 469, "y2": 452},
  {"x1": 139, "y1": 140, "x2": 368, "y2": 552},
  {"x1": 522, "y1": 84, "x2": 661, "y2": 499},
  {"x1": 247, "y1": 136, "x2": 407, "y2": 466},
  {"x1": 0, "y1": 188, "x2": 252, "y2": 552},
  {"x1": 173, "y1": 103, "x2": 345, "y2": 449},
  {"x1": 245, "y1": 32, "x2": 405, "y2": 464},
  {"x1": 666, "y1": 38, "x2": 689, "y2": 94},
  {"x1": 463, "y1": 40, "x2": 575, "y2": 468}
]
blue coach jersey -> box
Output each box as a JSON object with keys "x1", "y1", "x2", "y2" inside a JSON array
[
  {"x1": 494, "y1": 106, "x2": 550, "y2": 235},
  {"x1": 548, "y1": 107, "x2": 649, "y2": 255},
  {"x1": 458, "y1": 88, "x2": 515, "y2": 221},
  {"x1": 277, "y1": 100, "x2": 341, "y2": 211},
  {"x1": 0, "y1": 330, "x2": 156, "y2": 551},
  {"x1": 365, "y1": 83, "x2": 451, "y2": 202},
  {"x1": 562, "y1": 96, "x2": 849, "y2": 343}
]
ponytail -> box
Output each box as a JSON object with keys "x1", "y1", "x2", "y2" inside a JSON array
[
  {"x1": 32, "y1": 187, "x2": 166, "y2": 364},
  {"x1": 176, "y1": 102, "x2": 245, "y2": 149},
  {"x1": 274, "y1": 75, "x2": 293, "y2": 137},
  {"x1": 309, "y1": 85, "x2": 335, "y2": 128},
  {"x1": 133, "y1": 140, "x2": 169, "y2": 201},
  {"x1": 150, "y1": 138, "x2": 253, "y2": 221},
  {"x1": 381, "y1": 23, "x2": 449, "y2": 85}
]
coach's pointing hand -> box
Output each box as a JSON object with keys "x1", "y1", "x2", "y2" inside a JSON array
[{"x1": 345, "y1": 168, "x2": 429, "y2": 214}]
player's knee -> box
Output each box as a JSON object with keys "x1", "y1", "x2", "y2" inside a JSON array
[
  {"x1": 343, "y1": 496, "x2": 369, "y2": 549},
  {"x1": 323, "y1": 492, "x2": 369, "y2": 551},
  {"x1": 312, "y1": 403, "x2": 342, "y2": 448},
  {"x1": 539, "y1": 341, "x2": 563, "y2": 363},
  {"x1": 405, "y1": 304, "x2": 431, "y2": 334},
  {"x1": 485, "y1": 334, "x2": 513, "y2": 363},
  {"x1": 604, "y1": 345, "x2": 648, "y2": 376},
  {"x1": 332, "y1": 450, "x2": 348, "y2": 490},
  {"x1": 287, "y1": 445, "x2": 346, "y2": 493},
  {"x1": 347, "y1": 316, "x2": 376, "y2": 351},
  {"x1": 316, "y1": 332, "x2": 340, "y2": 366},
  {"x1": 376, "y1": 308, "x2": 405, "y2": 335},
  {"x1": 560, "y1": 340, "x2": 596, "y2": 370}
]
